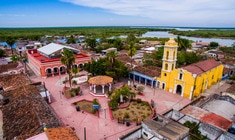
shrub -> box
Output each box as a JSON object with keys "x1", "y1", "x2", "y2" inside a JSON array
[
  {"x1": 137, "y1": 86, "x2": 145, "y2": 93},
  {"x1": 124, "y1": 112, "x2": 130, "y2": 119},
  {"x1": 136, "y1": 98, "x2": 142, "y2": 103}
]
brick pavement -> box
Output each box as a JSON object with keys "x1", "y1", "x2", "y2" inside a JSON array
[{"x1": 30, "y1": 75, "x2": 191, "y2": 140}]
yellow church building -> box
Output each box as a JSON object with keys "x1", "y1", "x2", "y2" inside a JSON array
[{"x1": 157, "y1": 38, "x2": 223, "y2": 99}]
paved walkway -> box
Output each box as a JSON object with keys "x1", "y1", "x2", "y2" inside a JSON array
[{"x1": 30, "y1": 74, "x2": 191, "y2": 140}]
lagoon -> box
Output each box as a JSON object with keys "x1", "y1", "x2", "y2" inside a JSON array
[{"x1": 142, "y1": 31, "x2": 235, "y2": 46}]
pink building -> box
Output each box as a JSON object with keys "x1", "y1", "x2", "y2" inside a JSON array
[{"x1": 26, "y1": 43, "x2": 91, "y2": 78}]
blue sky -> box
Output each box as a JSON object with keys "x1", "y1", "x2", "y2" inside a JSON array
[{"x1": 0, "y1": 0, "x2": 234, "y2": 27}]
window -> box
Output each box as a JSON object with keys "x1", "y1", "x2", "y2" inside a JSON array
[
  {"x1": 172, "y1": 64, "x2": 174, "y2": 70},
  {"x1": 143, "y1": 132, "x2": 148, "y2": 137},
  {"x1": 165, "y1": 64, "x2": 168, "y2": 70},
  {"x1": 166, "y1": 51, "x2": 169, "y2": 60},
  {"x1": 173, "y1": 51, "x2": 175, "y2": 60},
  {"x1": 164, "y1": 73, "x2": 167, "y2": 76},
  {"x1": 212, "y1": 75, "x2": 214, "y2": 79},
  {"x1": 179, "y1": 73, "x2": 183, "y2": 80}
]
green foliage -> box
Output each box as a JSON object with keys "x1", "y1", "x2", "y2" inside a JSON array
[
  {"x1": 61, "y1": 48, "x2": 76, "y2": 88},
  {"x1": 10, "y1": 54, "x2": 20, "y2": 62},
  {"x1": 229, "y1": 74, "x2": 235, "y2": 80},
  {"x1": 0, "y1": 49, "x2": 6, "y2": 57},
  {"x1": 177, "y1": 52, "x2": 203, "y2": 67},
  {"x1": 209, "y1": 41, "x2": 219, "y2": 49},
  {"x1": 126, "y1": 33, "x2": 137, "y2": 44},
  {"x1": 143, "y1": 46, "x2": 164, "y2": 67},
  {"x1": 176, "y1": 36, "x2": 191, "y2": 51},
  {"x1": 136, "y1": 86, "x2": 145, "y2": 94},
  {"x1": 85, "y1": 38, "x2": 97, "y2": 50},
  {"x1": 92, "y1": 98, "x2": 100, "y2": 105},
  {"x1": 183, "y1": 121, "x2": 207, "y2": 140},
  {"x1": 171, "y1": 29, "x2": 235, "y2": 39},
  {"x1": 219, "y1": 46, "x2": 235, "y2": 54},
  {"x1": 124, "y1": 112, "x2": 130, "y2": 119},
  {"x1": 136, "y1": 98, "x2": 142, "y2": 103},
  {"x1": 66, "y1": 35, "x2": 76, "y2": 44}
]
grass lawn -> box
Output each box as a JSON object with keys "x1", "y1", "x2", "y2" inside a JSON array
[
  {"x1": 112, "y1": 101, "x2": 152, "y2": 122},
  {"x1": 73, "y1": 100, "x2": 94, "y2": 114}
]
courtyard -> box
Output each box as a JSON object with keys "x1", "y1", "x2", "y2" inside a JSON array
[{"x1": 30, "y1": 72, "x2": 191, "y2": 140}]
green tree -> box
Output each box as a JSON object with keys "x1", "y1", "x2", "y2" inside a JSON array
[
  {"x1": 71, "y1": 67, "x2": 80, "y2": 78},
  {"x1": 86, "y1": 38, "x2": 97, "y2": 50},
  {"x1": 67, "y1": 35, "x2": 76, "y2": 44},
  {"x1": 0, "y1": 49, "x2": 6, "y2": 57},
  {"x1": 106, "y1": 50, "x2": 117, "y2": 70},
  {"x1": 126, "y1": 33, "x2": 136, "y2": 44},
  {"x1": 61, "y1": 48, "x2": 75, "y2": 88},
  {"x1": 6, "y1": 37, "x2": 16, "y2": 55},
  {"x1": 209, "y1": 41, "x2": 219, "y2": 49},
  {"x1": 10, "y1": 54, "x2": 20, "y2": 62},
  {"x1": 176, "y1": 36, "x2": 191, "y2": 51}
]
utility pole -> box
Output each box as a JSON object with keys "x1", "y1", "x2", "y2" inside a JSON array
[{"x1": 84, "y1": 127, "x2": 86, "y2": 140}]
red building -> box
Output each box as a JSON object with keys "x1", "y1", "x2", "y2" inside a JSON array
[{"x1": 26, "y1": 43, "x2": 91, "y2": 78}]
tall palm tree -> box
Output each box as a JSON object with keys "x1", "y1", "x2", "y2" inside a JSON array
[
  {"x1": 61, "y1": 48, "x2": 75, "y2": 88},
  {"x1": 106, "y1": 50, "x2": 117, "y2": 70},
  {"x1": 128, "y1": 42, "x2": 137, "y2": 86},
  {"x1": 177, "y1": 36, "x2": 190, "y2": 52}
]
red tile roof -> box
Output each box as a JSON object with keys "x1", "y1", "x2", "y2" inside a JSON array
[
  {"x1": 180, "y1": 105, "x2": 209, "y2": 120},
  {"x1": 200, "y1": 113, "x2": 232, "y2": 131},
  {"x1": 182, "y1": 59, "x2": 221, "y2": 75}
]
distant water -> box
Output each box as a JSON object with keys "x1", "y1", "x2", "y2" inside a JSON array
[{"x1": 141, "y1": 31, "x2": 235, "y2": 46}]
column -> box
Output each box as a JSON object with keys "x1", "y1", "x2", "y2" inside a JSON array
[
  {"x1": 93, "y1": 85, "x2": 96, "y2": 93},
  {"x1": 89, "y1": 84, "x2": 92, "y2": 91},
  {"x1": 151, "y1": 80, "x2": 153, "y2": 88},
  {"x1": 133, "y1": 74, "x2": 135, "y2": 82},
  {"x1": 109, "y1": 83, "x2": 112, "y2": 91},
  {"x1": 102, "y1": 85, "x2": 105, "y2": 94},
  {"x1": 139, "y1": 77, "x2": 141, "y2": 83},
  {"x1": 145, "y1": 79, "x2": 147, "y2": 85}
]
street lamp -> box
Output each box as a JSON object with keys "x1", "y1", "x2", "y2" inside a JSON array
[{"x1": 43, "y1": 81, "x2": 48, "y2": 103}]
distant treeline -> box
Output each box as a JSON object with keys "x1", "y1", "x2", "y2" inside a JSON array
[
  {"x1": 170, "y1": 29, "x2": 235, "y2": 39},
  {"x1": 0, "y1": 26, "x2": 234, "y2": 41}
]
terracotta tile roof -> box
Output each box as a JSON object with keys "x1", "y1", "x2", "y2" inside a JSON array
[
  {"x1": 0, "y1": 62, "x2": 19, "y2": 73},
  {"x1": 45, "y1": 127, "x2": 79, "y2": 140},
  {"x1": 182, "y1": 59, "x2": 221, "y2": 75},
  {"x1": 0, "y1": 74, "x2": 31, "y2": 91},
  {"x1": 180, "y1": 105, "x2": 209, "y2": 120},
  {"x1": 226, "y1": 83, "x2": 235, "y2": 94},
  {"x1": 200, "y1": 113, "x2": 232, "y2": 131},
  {"x1": 117, "y1": 54, "x2": 139, "y2": 68},
  {"x1": 1, "y1": 84, "x2": 60, "y2": 139},
  {"x1": 133, "y1": 66, "x2": 161, "y2": 77},
  {"x1": 220, "y1": 58, "x2": 235, "y2": 65},
  {"x1": 88, "y1": 75, "x2": 113, "y2": 85}
]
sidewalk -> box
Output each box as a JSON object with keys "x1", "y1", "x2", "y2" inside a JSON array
[{"x1": 203, "y1": 80, "x2": 231, "y2": 97}]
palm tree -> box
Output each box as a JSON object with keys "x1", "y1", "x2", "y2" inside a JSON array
[
  {"x1": 128, "y1": 42, "x2": 137, "y2": 86},
  {"x1": 61, "y1": 48, "x2": 75, "y2": 88},
  {"x1": 177, "y1": 36, "x2": 191, "y2": 51},
  {"x1": 106, "y1": 50, "x2": 117, "y2": 70},
  {"x1": 6, "y1": 37, "x2": 16, "y2": 55},
  {"x1": 71, "y1": 67, "x2": 80, "y2": 78}
]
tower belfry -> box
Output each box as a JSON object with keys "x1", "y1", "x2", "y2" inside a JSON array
[{"x1": 162, "y1": 38, "x2": 178, "y2": 72}]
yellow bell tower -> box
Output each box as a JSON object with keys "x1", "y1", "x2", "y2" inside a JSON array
[
  {"x1": 162, "y1": 38, "x2": 178, "y2": 72},
  {"x1": 157, "y1": 38, "x2": 178, "y2": 90}
]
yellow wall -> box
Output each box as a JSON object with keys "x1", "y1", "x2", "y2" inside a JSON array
[{"x1": 157, "y1": 65, "x2": 224, "y2": 99}]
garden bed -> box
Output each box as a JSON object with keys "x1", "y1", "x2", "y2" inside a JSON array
[
  {"x1": 73, "y1": 99, "x2": 100, "y2": 116},
  {"x1": 63, "y1": 86, "x2": 81, "y2": 99},
  {"x1": 112, "y1": 100, "x2": 152, "y2": 122}
]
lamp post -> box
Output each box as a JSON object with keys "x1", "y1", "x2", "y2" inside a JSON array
[{"x1": 43, "y1": 82, "x2": 48, "y2": 103}]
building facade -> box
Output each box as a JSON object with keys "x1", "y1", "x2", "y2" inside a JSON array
[
  {"x1": 26, "y1": 43, "x2": 91, "y2": 77},
  {"x1": 157, "y1": 38, "x2": 224, "y2": 99}
]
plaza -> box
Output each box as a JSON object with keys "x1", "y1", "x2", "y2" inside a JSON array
[{"x1": 30, "y1": 71, "x2": 190, "y2": 140}]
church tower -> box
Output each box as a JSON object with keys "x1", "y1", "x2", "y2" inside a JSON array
[
  {"x1": 161, "y1": 38, "x2": 178, "y2": 73},
  {"x1": 157, "y1": 38, "x2": 178, "y2": 90}
]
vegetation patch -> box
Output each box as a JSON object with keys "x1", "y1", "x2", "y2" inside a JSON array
[
  {"x1": 64, "y1": 86, "x2": 80, "y2": 98},
  {"x1": 73, "y1": 98, "x2": 100, "y2": 114},
  {"x1": 112, "y1": 100, "x2": 152, "y2": 122}
]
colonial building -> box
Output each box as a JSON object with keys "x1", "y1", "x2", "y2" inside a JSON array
[
  {"x1": 157, "y1": 38, "x2": 224, "y2": 99},
  {"x1": 26, "y1": 43, "x2": 91, "y2": 77}
]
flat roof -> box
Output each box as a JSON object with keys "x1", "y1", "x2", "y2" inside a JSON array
[
  {"x1": 38, "y1": 43, "x2": 78, "y2": 56},
  {"x1": 143, "y1": 119, "x2": 189, "y2": 140}
]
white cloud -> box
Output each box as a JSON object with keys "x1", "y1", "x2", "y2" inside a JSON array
[{"x1": 61, "y1": 0, "x2": 235, "y2": 26}]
